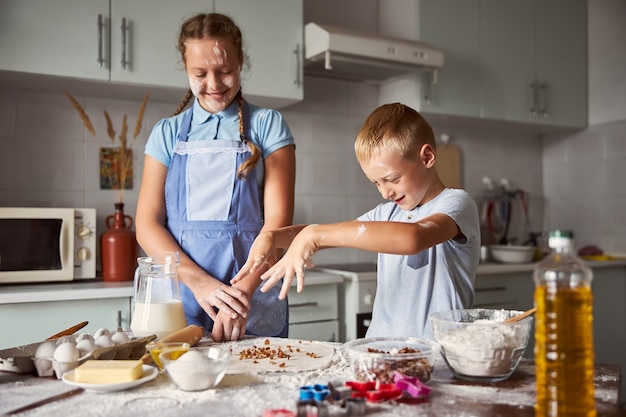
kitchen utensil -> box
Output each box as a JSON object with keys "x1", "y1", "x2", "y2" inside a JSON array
[
  {"x1": 435, "y1": 134, "x2": 462, "y2": 188},
  {"x1": 344, "y1": 337, "x2": 439, "y2": 384},
  {"x1": 46, "y1": 321, "x2": 89, "y2": 340},
  {"x1": 503, "y1": 307, "x2": 537, "y2": 324},
  {"x1": 160, "y1": 347, "x2": 231, "y2": 391},
  {"x1": 519, "y1": 190, "x2": 537, "y2": 246},
  {"x1": 140, "y1": 324, "x2": 204, "y2": 365},
  {"x1": 146, "y1": 341, "x2": 190, "y2": 368},
  {"x1": 490, "y1": 244, "x2": 534, "y2": 263},
  {"x1": 3, "y1": 387, "x2": 84, "y2": 415},
  {"x1": 130, "y1": 252, "x2": 187, "y2": 339},
  {"x1": 429, "y1": 308, "x2": 533, "y2": 382},
  {"x1": 498, "y1": 200, "x2": 512, "y2": 244}
]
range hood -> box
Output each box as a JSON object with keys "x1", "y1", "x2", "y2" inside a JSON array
[{"x1": 304, "y1": 23, "x2": 444, "y2": 83}]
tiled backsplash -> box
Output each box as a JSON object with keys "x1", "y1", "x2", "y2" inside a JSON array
[{"x1": 0, "y1": 75, "x2": 549, "y2": 268}]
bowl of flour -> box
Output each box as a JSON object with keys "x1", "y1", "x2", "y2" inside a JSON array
[{"x1": 429, "y1": 309, "x2": 533, "y2": 382}]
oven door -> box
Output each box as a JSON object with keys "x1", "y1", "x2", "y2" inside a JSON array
[{"x1": 0, "y1": 208, "x2": 74, "y2": 283}]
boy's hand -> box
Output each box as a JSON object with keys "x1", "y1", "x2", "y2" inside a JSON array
[
  {"x1": 231, "y1": 231, "x2": 277, "y2": 284},
  {"x1": 259, "y1": 227, "x2": 318, "y2": 299}
]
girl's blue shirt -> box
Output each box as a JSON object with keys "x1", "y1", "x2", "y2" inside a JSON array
[{"x1": 145, "y1": 97, "x2": 294, "y2": 166}]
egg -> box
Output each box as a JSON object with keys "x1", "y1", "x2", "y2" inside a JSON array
[
  {"x1": 94, "y1": 334, "x2": 114, "y2": 348},
  {"x1": 75, "y1": 333, "x2": 94, "y2": 343},
  {"x1": 111, "y1": 331, "x2": 131, "y2": 345},
  {"x1": 35, "y1": 341, "x2": 57, "y2": 359},
  {"x1": 94, "y1": 334, "x2": 116, "y2": 359},
  {"x1": 94, "y1": 328, "x2": 112, "y2": 339},
  {"x1": 33, "y1": 341, "x2": 57, "y2": 377},
  {"x1": 76, "y1": 338, "x2": 96, "y2": 356},
  {"x1": 53, "y1": 342, "x2": 80, "y2": 362}
]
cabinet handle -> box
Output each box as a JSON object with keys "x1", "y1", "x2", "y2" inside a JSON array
[
  {"x1": 529, "y1": 81, "x2": 538, "y2": 117},
  {"x1": 120, "y1": 17, "x2": 129, "y2": 70},
  {"x1": 289, "y1": 301, "x2": 319, "y2": 308},
  {"x1": 97, "y1": 14, "x2": 105, "y2": 68},
  {"x1": 539, "y1": 83, "x2": 548, "y2": 118},
  {"x1": 293, "y1": 43, "x2": 302, "y2": 88}
]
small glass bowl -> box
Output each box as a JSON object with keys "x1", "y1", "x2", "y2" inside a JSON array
[
  {"x1": 429, "y1": 308, "x2": 533, "y2": 382},
  {"x1": 160, "y1": 347, "x2": 231, "y2": 391},
  {"x1": 344, "y1": 337, "x2": 439, "y2": 384},
  {"x1": 145, "y1": 342, "x2": 190, "y2": 368}
]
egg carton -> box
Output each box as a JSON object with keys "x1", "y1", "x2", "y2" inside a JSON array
[{"x1": 0, "y1": 334, "x2": 157, "y2": 375}]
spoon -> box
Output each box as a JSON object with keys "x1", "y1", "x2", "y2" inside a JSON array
[{"x1": 503, "y1": 307, "x2": 537, "y2": 323}]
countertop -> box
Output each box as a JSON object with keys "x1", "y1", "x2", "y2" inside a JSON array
[
  {"x1": 0, "y1": 337, "x2": 621, "y2": 417},
  {"x1": 1, "y1": 260, "x2": 623, "y2": 305},
  {"x1": 477, "y1": 258, "x2": 626, "y2": 275},
  {"x1": 0, "y1": 271, "x2": 343, "y2": 305}
]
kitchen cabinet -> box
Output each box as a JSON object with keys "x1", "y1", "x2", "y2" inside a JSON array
[
  {"x1": 0, "y1": 297, "x2": 131, "y2": 349},
  {"x1": 0, "y1": 0, "x2": 197, "y2": 88},
  {"x1": 0, "y1": 0, "x2": 303, "y2": 108},
  {"x1": 287, "y1": 273, "x2": 341, "y2": 342},
  {"x1": 214, "y1": 0, "x2": 304, "y2": 108},
  {"x1": 379, "y1": 0, "x2": 587, "y2": 129},
  {"x1": 0, "y1": 281, "x2": 133, "y2": 349}
]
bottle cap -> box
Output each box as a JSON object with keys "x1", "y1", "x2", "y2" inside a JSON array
[
  {"x1": 548, "y1": 230, "x2": 574, "y2": 250},
  {"x1": 549, "y1": 230, "x2": 574, "y2": 238}
]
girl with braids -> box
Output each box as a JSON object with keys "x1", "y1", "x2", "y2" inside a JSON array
[{"x1": 136, "y1": 13, "x2": 296, "y2": 341}]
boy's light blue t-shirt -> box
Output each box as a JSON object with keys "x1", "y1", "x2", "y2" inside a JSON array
[
  {"x1": 145, "y1": 98, "x2": 294, "y2": 167},
  {"x1": 357, "y1": 188, "x2": 481, "y2": 340}
]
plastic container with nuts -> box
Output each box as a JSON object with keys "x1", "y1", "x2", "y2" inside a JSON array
[{"x1": 344, "y1": 337, "x2": 439, "y2": 384}]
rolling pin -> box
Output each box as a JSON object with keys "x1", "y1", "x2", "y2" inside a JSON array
[{"x1": 140, "y1": 324, "x2": 204, "y2": 364}]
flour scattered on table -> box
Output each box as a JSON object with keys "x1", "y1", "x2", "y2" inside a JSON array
[{"x1": 220, "y1": 338, "x2": 336, "y2": 374}]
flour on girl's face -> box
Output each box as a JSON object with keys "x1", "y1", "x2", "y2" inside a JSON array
[{"x1": 184, "y1": 38, "x2": 241, "y2": 113}]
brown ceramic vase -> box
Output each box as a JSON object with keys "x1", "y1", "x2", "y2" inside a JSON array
[{"x1": 101, "y1": 202, "x2": 137, "y2": 281}]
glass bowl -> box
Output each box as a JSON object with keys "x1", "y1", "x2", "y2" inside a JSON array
[
  {"x1": 146, "y1": 342, "x2": 190, "y2": 369},
  {"x1": 160, "y1": 347, "x2": 231, "y2": 391},
  {"x1": 429, "y1": 308, "x2": 533, "y2": 382},
  {"x1": 344, "y1": 337, "x2": 439, "y2": 384}
]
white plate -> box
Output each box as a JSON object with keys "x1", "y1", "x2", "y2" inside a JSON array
[{"x1": 62, "y1": 365, "x2": 158, "y2": 392}]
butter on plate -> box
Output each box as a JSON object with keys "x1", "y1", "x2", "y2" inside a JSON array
[{"x1": 73, "y1": 360, "x2": 143, "y2": 383}]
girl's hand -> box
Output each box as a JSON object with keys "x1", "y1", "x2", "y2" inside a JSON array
[
  {"x1": 259, "y1": 228, "x2": 318, "y2": 299},
  {"x1": 196, "y1": 281, "x2": 250, "y2": 321},
  {"x1": 211, "y1": 309, "x2": 248, "y2": 341}
]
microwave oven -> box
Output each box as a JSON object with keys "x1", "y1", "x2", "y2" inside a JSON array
[{"x1": 0, "y1": 207, "x2": 97, "y2": 284}]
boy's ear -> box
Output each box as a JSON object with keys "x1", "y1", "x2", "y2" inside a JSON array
[{"x1": 420, "y1": 143, "x2": 437, "y2": 168}]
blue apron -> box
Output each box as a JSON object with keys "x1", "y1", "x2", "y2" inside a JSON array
[{"x1": 164, "y1": 101, "x2": 288, "y2": 337}]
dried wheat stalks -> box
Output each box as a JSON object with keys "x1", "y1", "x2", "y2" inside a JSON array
[
  {"x1": 134, "y1": 92, "x2": 149, "y2": 139},
  {"x1": 119, "y1": 114, "x2": 128, "y2": 149},
  {"x1": 63, "y1": 90, "x2": 96, "y2": 137},
  {"x1": 103, "y1": 110, "x2": 116, "y2": 143}
]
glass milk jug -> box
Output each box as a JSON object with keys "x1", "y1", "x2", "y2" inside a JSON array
[{"x1": 130, "y1": 251, "x2": 187, "y2": 339}]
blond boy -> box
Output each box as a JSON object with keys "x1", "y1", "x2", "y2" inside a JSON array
[{"x1": 232, "y1": 103, "x2": 480, "y2": 339}]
